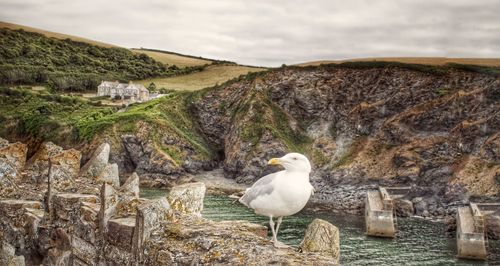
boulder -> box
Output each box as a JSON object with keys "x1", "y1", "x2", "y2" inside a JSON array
[
  {"x1": 412, "y1": 197, "x2": 428, "y2": 216},
  {"x1": 112, "y1": 173, "x2": 147, "y2": 217},
  {"x1": 395, "y1": 199, "x2": 414, "y2": 217},
  {"x1": 300, "y1": 218, "x2": 340, "y2": 263},
  {"x1": 168, "y1": 182, "x2": 206, "y2": 216},
  {"x1": 79, "y1": 143, "x2": 110, "y2": 179},
  {"x1": 71, "y1": 236, "x2": 97, "y2": 264}
]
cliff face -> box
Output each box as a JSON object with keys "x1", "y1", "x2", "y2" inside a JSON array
[{"x1": 192, "y1": 65, "x2": 499, "y2": 202}]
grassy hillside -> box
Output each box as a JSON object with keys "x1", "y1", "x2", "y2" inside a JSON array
[
  {"x1": 0, "y1": 28, "x2": 198, "y2": 92},
  {"x1": 0, "y1": 22, "x2": 264, "y2": 93},
  {"x1": 136, "y1": 64, "x2": 266, "y2": 91},
  {"x1": 297, "y1": 57, "x2": 500, "y2": 67},
  {"x1": 131, "y1": 48, "x2": 212, "y2": 68},
  {"x1": 0, "y1": 87, "x2": 114, "y2": 142},
  {"x1": 0, "y1": 21, "x2": 116, "y2": 48},
  {"x1": 0, "y1": 86, "x2": 214, "y2": 160}
]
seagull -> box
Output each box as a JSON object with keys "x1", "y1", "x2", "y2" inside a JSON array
[{"x1": 239, "y1": 153, "x2": 314, "y2": 248}]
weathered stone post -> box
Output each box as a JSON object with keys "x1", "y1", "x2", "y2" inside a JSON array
[
  {"x1": 98, "y1": 183, "x2": 118, "y2": 236},
  {"x1": 300, "y1": 218, "x2": 340, "y2": 264},
  {"x1": 167, "y1": 182, "x2": 206, "y2": 216},
  {"x1": 132, "y1": 198, "x2": 171, "y2": 261},
  {"x1": 79, "y1": 143, "x2": 110, "y2": 179}
]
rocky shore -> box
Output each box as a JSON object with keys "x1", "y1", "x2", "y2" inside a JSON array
[{"x1": 0, "y1": 139, "x2": 340, "y2": 265}]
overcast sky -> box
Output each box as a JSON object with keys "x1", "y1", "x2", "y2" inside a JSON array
[{"x1": 1, "y1": 0, "x2": 499, "y2": 66}]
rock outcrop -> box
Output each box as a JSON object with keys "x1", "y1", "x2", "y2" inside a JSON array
[
  {"x1": 0, "y1": 139, "x2": 27, "y2": 184},
  {"x1": 24, "y1": 142, "x2": 63, "y2": 182},
  {"x1": 300, "y1": 218, "x2": 340, "y2": 263},
  {"x1": 191, "y1": 65, "x2": 499, "y2": 217}
]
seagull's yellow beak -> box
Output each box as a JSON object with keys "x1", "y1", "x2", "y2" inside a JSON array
[{"x1": 267, "y1": 158, "x2": 280, "y2": 165}]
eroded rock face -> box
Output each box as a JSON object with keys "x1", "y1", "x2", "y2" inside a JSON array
[
  {"x1": 191, "y1": 66, "x2": 499, "y2": 217},
  {"x1": 486, "y1": 211, "x2": 500, "y2": 240},
  {"x1": 0, "y1": 142, "x2": 27, "y2": 184},
  {"x1": 168, "y1": 182, "x2": 206, "y2": 216},
  {"x1": 300, "y1": 218, "x2": 340, "y2": 263},
  {"x1": 24, "y1": 142, "x2": 63, "y2": 183},
  {"x1": 0, "y1": 142, "x2": 27, "y2": 171},
  {"x1": 395, "y1": 199, "x2": 414, "y2": 217}
]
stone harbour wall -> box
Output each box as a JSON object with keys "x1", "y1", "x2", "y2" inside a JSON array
[{"x1": 0, "y1": 138, "x2": 340, "y2": 265}]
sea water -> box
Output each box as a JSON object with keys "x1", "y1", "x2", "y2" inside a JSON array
[{"x1": 141, "y1": 189, "x2": 499, "y2": 265}]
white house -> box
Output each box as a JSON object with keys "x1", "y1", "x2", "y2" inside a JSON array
[{"x1": 97, "y1": 81, "x2": 149, "y2": 102}]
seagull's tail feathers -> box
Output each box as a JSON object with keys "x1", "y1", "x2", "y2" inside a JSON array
[{"x1": 238, "y1": 193, "x2": 250, "y2": 207}]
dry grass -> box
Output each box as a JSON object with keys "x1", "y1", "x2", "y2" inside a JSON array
[
  {"x1": 0, "y1": 21, "x2": 117, "y2": 48},
  {"x1": 296, "y1": 57, "x2": 500, "y2": 67},
  {"x1": 136, "y1": 64, "x2": 266, "y2": 91},
  {"x1": 131, "y1": 49, "x2": 211, "y2": 68}
]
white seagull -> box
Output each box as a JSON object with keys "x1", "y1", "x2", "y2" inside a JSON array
[{"x1": 239, "y1": 153, "x2": 314, "y2": 248}]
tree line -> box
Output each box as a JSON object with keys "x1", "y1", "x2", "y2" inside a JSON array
[{"x1": 0, "y1": 28, "x2": 205, "y2": 92}]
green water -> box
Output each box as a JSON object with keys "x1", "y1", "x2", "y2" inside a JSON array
[{"x1": 141, "y1": 189, "x2": 499, "y2": 265}]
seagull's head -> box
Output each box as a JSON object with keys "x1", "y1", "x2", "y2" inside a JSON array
[{"x1": 267, "y1": 153, "x2": 311, "y2": 173}]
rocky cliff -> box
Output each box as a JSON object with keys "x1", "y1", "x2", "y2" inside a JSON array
[{"x1": 190, "y1": 64, "x2": 499, "y2": 217}]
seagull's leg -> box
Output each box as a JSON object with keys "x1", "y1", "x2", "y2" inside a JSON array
[
  {"x1": 275, "y1": 216, "x2": 283, "y2": 236},
  {"x1": 269, "y1": 215, "x2": 277, "y2": 243},
  {"x1": 273, "y1": 216, "x2": 290, "y2": 248}
]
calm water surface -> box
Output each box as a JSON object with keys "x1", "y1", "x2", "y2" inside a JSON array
[{"x1": 141, "y1": 188, "x2": 499, "y2": 265}]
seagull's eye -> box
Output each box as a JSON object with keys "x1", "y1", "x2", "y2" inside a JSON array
[{"x1": 293, "y1": 157, "x2": 297, "y2": 160}]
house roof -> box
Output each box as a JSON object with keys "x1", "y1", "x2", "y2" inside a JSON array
[
  {"x1": 99, "y1": 81, "x2": 119, "y2": 87},
  {"x1": 126, "y1": 84, "x2": 148, "y2": 92},
  {"x1": 99, "y1": 81, "x2": 148, "y2": 93}
]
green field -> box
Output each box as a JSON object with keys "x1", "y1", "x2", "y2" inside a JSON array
[
  {"x1": 136, "y1": 64, "x2": 266, "y2": 91},
  {"x1": 131, "y1": 49, "x2": 212, "y2": 68}
]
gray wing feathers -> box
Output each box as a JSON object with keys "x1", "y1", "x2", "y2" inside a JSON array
[{"x1": 239, "y1": 172, "x2": 279, "y2": 207}]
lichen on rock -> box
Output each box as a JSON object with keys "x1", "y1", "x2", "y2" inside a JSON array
[
  {"x1": 300, "y1": 218, "x2": 340, "y2": 263},
  {"x1": 168, "y1": 182, "x2": 206, "y2": 216}
]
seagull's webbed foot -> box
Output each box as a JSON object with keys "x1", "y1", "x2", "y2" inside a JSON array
[{"x1": 273, "y1": 240, "x2": 291, "y2": 249}]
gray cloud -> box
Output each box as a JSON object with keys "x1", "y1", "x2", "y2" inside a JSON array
[{"x1": 0, "y1": 0, "x2": 499, "y2": 66}]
